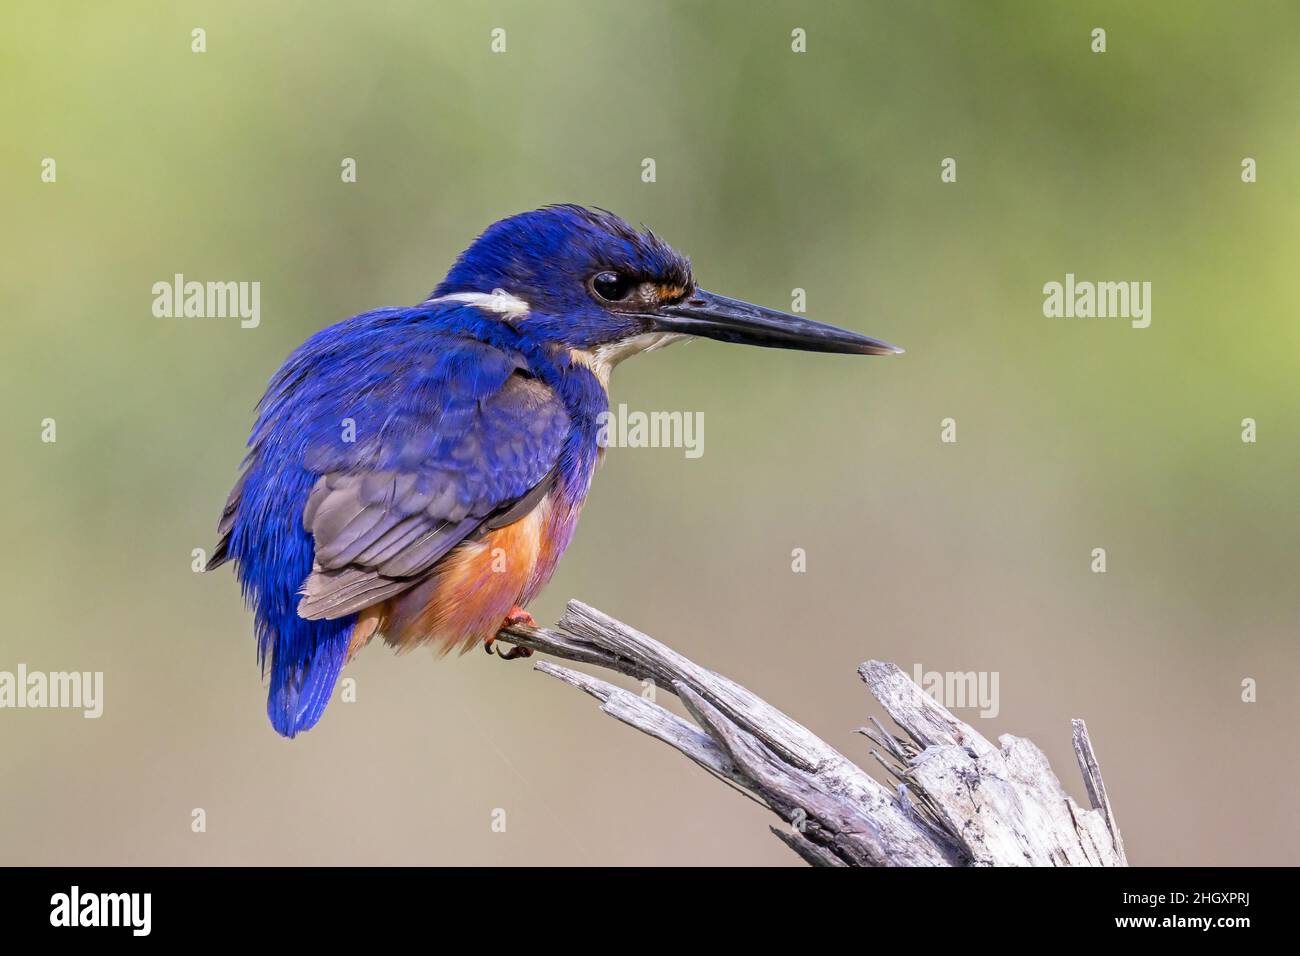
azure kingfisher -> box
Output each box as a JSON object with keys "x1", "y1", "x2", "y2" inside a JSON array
[{"x1": 209, "y1": 205, "x2": 901, "y2": 737}]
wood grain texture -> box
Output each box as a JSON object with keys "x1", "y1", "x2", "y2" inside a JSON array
[{"x1": 500, "y1": 601, "x2": 1127, "y2": 867}]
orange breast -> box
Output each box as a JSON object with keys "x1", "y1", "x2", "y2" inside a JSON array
[{"x1": 377, "y1": 493, "x2": 556, "y2": 655}]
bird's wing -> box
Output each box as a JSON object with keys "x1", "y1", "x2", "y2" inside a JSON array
[
  {"x1": 293, "y1": 337, "x2": 572, "y2": 621},
  {"x1": 205, "y1": 467, "x2": 248, "y2": 570}
]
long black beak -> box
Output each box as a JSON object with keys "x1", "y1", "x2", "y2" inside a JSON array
[{"x1": 648, "y1": 289, "x2": 902, "y2": 356}]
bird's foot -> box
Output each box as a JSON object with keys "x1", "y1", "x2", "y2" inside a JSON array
[
  {"x1": 484, "y1": 606, "x2": 537, "y2": 660},
  {"x1": 503, "y1": 606, "x2": 538, "y2": 628}
]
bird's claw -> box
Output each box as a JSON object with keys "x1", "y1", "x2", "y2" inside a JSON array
[
  {"x1": 484, "y1": 606, "x2": 537, "y2": 659},
  {"x1": 483, "y1": 635, "x2": 533, "y2": 660}
]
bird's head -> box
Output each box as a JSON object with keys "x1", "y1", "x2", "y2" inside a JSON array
[{"x1": 432, "y1": 204, "x2": 901, "y2": 378}]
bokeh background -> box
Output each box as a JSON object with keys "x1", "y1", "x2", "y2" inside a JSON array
[{"x1": 3, "y1": 1, "x2": 1298, "y2": 866}]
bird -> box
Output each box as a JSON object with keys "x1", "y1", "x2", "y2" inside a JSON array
[{"x1": 208, "y1": 205, "x2": 901, "y2": 737}]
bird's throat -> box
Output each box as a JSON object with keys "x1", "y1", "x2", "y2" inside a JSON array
[{"x1": 567, "y1": 332, "x2": 689, "y2": 388}]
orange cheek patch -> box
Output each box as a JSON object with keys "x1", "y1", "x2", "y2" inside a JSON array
[{"x1": 656, "y1": 283, "x2": 688, "y2": 302}]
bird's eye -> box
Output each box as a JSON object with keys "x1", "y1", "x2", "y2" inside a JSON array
[{"x1": 591, "y1": 271, "x2": 633, "y2": 303}]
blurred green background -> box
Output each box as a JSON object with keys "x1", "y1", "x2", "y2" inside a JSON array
[{"x1": 3, "y1": 0, "x2": 1298, "y2": 865}]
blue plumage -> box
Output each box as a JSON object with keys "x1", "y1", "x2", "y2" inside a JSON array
[
  {"x1": 211, "y1": 205, "x2": 899, "y2": 737},
  {"x1": 221, "y1": 305, "x2": 592, "y2": 736},
  {"x1": 435, "y1": 206, "x2": 692, "y2": 335}
]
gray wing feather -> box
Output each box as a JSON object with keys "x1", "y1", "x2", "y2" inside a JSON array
[{"x1": 295, "y1": 372, "x2": 570, "y2": 622}]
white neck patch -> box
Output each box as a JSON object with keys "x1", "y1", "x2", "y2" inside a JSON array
[
  {"x1": 570, "y1": 332, "x2": 690, "y2": 388},
  {"x1": 425, "y1": 288, "x2": 530, "y2": 319}
]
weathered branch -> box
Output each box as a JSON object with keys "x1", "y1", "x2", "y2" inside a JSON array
[{"x1": 499, "y1": 601, "x2": 1127, "y2": 867}]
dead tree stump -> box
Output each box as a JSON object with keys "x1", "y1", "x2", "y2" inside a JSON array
[{"x1": 499, "y1": 600, "x2": 1127, "y2": 867}]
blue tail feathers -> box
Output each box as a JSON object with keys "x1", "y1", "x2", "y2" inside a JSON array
[
  {"x1": 225, "y1": 454, "x2": 357, "y2": 737},
  {"x1": 267, "y1": 627, "x2": 351, "y2": 737}
]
